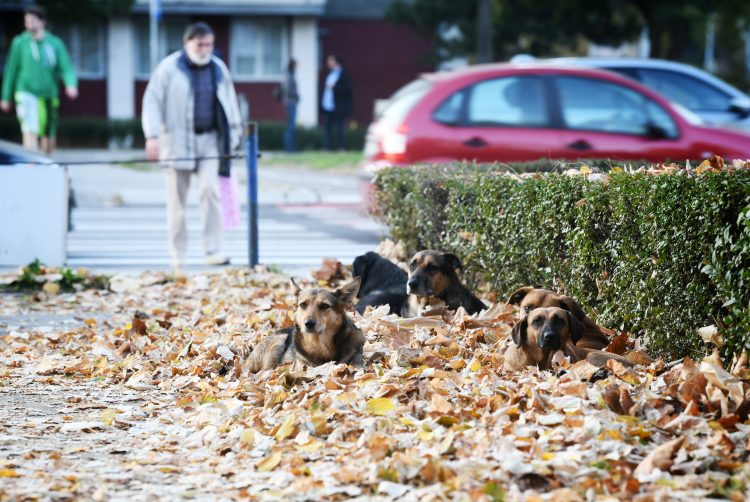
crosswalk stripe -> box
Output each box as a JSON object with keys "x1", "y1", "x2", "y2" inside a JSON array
[{"x1": 64, "y1": 202, "x2": 383, "y2": 273}]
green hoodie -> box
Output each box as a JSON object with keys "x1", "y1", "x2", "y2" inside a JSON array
[{"x1": 1, "y1": 31, "x2": 77, "y2": 101}]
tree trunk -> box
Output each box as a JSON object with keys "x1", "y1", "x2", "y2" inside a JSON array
[
  {"x1": 631, "y1": 0, "x2": 660, "y2": 58},
  {"x1": 476, "y1": 0, "x2": 493, "y2": 63},
  {"x1": 704, "y1": 13, "x2": 716, "y2": 72}
]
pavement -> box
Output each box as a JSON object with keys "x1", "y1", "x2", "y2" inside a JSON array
[{"x1": 49, "y1": 149, "x2": 384, "y2": 277}]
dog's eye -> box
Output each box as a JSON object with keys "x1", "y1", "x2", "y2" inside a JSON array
[
  {"x1": 523, "y1": 305, "x2": 532, "y2": 313},
  {"x1": 319, "y1": 303, "x2": 330, "y2": 310},
  {"x1": 425, "y1": 264, "x2": 436, "y2": 272},
  {"x1": 299, "y1": 302, "x2": 308, "y2": 309},
  {"x1": 409, "y1": 262, "x2": 416, "y2": 271},
  {"x1": 532, "y1": 317, "x2": 544, "y2": 327}
]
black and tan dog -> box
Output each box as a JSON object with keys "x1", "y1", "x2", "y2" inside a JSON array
[
  {"x1": 507, "y1": 287, "x2": 612, "y2": 350},
  {"x1": 246, "y1": 278, "x2": 365, "y2": 372},
  {"x1": 504, "y1": 306, "x2": 635, "y2": 371},
  {"x1": 352, "y1": 251, "x2": 408, "y2": 315},
  {"x1": 402, "y1": 250, "x2": 486, "y2": 317}
]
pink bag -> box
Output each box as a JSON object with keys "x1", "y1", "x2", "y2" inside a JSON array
[{"x1": 219, "y1": 171, "x2": 241, "y2": 230}]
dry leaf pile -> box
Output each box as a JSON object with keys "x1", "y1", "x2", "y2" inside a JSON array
[{"x1": 1, "y1": 268, "x2": 749, "y2": 500}]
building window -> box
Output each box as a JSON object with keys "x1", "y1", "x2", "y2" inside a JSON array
[
  {"x1": 230, "y1": 18, "x2": 287, "y2": 81},
  {"x1": 134, "y1": 17, "x2": 189, "y2": 79},
  {"x1": 55, "y1": 23, "x2": 105, "y2": 79}
]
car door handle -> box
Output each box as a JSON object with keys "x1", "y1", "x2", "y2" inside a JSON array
[
  {"x1": 463, "y1": 137, "x2": 488, "y2": 148},
  {"x1": 567, "y1": 139, "x2": 592, "y2": 151}
]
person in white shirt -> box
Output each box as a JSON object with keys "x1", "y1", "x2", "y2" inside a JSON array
[{"x1": 321, "y1": 54, "x2": 353, "y2": 150}]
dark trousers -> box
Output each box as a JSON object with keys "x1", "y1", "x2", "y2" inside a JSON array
[
  {"x1": 284, "y1": 103, "x2": 297, "y2": 152},
  {"x1": 323, "y1": 111, "x2": 345, "y2": 150}
]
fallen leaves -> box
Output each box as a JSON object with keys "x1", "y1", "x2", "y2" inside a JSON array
[
  {"x1": 1, "y1": 267, "x2": 749, "y2": 500},
  {"x1": 274, "y1": 414, "x2": 296, "y2": 441},
  {"x1": 256, "y1": 450, "x2": 282, "y2": 472},
  {"x1": 311, "y1": 258, "x2": 346, "y2": 284},
  {"x1": 698, "y1": 324, "x2": 724, "y2": 348},
  {"x1": 365, "y1": 397, "x2": 396, "y2": 415},
  {"x1": 634, "y1": 437, "x2": 686, "y2": 476}
]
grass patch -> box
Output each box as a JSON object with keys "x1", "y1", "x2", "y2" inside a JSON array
[
  {"x1": 118, "y1": 162, "x2": 159, "y2": 172},
  {"x1": 2, "y1": 259, "x2": 110, "y2": 293},
  {"x1": 262, "y1": 151, "x2": 363, "y2": 172}
]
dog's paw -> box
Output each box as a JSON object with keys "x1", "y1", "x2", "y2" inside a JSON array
[{"x1": 589, "y1": 368, "x2": 610, "y2": 383}]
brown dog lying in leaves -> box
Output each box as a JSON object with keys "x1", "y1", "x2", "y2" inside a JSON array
[
  {"x1": 507, "y1": 287, "x2": 612, "y2": 350},
  {"x1": 504, "y1": 307, "x2": 635, "y2": 371},
  {"x1": 402, "y1": 250, "x2": 486, "y2": 317},
  {"x1": 246, "y1": 277, "x2": 365, "y2": 372}
]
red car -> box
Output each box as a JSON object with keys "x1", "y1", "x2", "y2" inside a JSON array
[{"x1": 364, "y1": 64, "x2": 750, "y2": 170}]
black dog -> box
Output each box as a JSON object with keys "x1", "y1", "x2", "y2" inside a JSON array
[
  {"x1": 402, "y1": 250, "x2": 486, "y2": 317},
  {"x1": 352, "y1": 252, "x2": 408, "y2": 315}
]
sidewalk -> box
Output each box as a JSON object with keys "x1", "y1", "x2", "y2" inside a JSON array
[
  {"x1": 52, "y1": 149, "x2": 369, "y2": 207},
  {"x1": 46, "y1": 149, "x2": 384, "y2": 276}
]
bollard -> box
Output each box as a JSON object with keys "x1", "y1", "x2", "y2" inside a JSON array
[{"x1": 245, "y1": 122, "x2": 259, "y2": 267}]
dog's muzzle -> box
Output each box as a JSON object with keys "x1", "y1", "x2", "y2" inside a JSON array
[
  {"x1": 407, "y1": 277, "x2": 430, "y2": 296},
  {"x1": 304, "y1": 319, "x2": 317, "y2": 332},
  {"x1": 539, "y1": 330, "x2": 561, "y2": 350}
]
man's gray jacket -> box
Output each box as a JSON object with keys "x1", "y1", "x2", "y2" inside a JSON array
[{"x1": 142, "y1": 51, "x2": 242, "y2": 174}]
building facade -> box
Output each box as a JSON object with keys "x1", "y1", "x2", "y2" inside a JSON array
[{"x1": 0, "y1": 0, "x2": 432, "y2": 127}]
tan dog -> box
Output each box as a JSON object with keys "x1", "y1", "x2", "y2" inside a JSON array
[
  {"x1": 246, "y1": 278, "x2": 365, "y2": 372},
  {"x1": 504, "y1": 307, "x2": 635, "y2": 371},
  {"x1": 507, "y1": 287, "x2": 612, "y2": 350},
  {"x1": 402, "y1": 250, "x2": 486, "y2": 317}
]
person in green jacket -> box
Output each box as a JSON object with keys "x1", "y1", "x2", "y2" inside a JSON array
[{"x1": 1, "y1": 5, "x2": 78, "y2": 153}]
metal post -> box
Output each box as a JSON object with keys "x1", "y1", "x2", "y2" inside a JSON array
[
  {"x1": 149, "y1": 0, "x2": 160, "y2": 73},
  {"x1": 246, "y1": 122, "x2": 259, "y2": 267}
]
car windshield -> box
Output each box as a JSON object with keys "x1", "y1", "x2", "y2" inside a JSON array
[
  {"x1": 378, "y1": 78, "x2": 433, "y2": 130},
  {"x1": 637, "y1": 69, "x2": 732, "y2": 112},
  {"x1": 670, "y1": 103, "x2": 704, "y2": 126}
]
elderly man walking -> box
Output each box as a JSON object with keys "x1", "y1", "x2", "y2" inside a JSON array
[{"x1": 142, "y1": 22, "x2": 242, "y2": 271}]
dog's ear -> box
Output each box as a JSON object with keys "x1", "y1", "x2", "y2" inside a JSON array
[
  {"x1": 566, "y1": 311, "x2": 585, "y2": 345},
  {"x1": 558, "y1": 295, "x2": 588, "y2": 322},
  {"x1": 290, "y1": 277, "x2": 301, "y2": 297},
  {"x1": 351, "y1": 255, "x2": 368, "y2": 293},
  {"x1": 507, "y1": 286, "x2": 533, "y2": 306},
  {"x1": 336, "y1": 277, "x2": 360, "y2": 306},
  {"x1": 443, "y1": 253, "x2": 463, "y2": 271},
  {"x1": 511, "y1": 317, "x2": 528, "y2": 347}
]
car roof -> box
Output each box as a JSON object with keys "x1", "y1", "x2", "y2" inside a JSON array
[
  {"x1": 420, "y1": 62, "x2": 666, "y2": 95},
  {"x1": 544, "y1": 57, "x2": 749, "y2": 100}
]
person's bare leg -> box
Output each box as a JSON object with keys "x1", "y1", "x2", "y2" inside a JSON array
[
  {"x1": 40, "y1": 137, "x2": 54, "y2": 154},
  {"x1": 22, "y1": 133, "x2": 39, "y2": 151}
]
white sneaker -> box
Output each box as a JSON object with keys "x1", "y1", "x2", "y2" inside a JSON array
[
  {"x1": 204, "y1": 254, "x2": 230, "y2": 266},
  {"x1": 171, "y1": 258, "x2": 185, "y2": 275}
]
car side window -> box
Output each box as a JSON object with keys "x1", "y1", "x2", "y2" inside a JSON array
[
  {"x1": 639, "y1": 69, "x2": 731, "y2": 112},
  {"x1": 433, "y1": 90, "x2": 465, "y2": 125},
  {"x1": 556, "y1": 76, "x2": 678, "y2": 138},
  {"x1": 466, "y1": 77, "x2": 548, "y2": 127}
]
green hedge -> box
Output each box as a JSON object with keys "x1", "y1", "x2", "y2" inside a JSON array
[
  {"x1": 0, "y1": 117, "x2": 143, "y2": 148},
  {"x1": 372, "y1": 161, "x2": 750, "y2": 360},
  {"x1": 0, "y1": 116, "x2": 366, "y2": 151}
]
